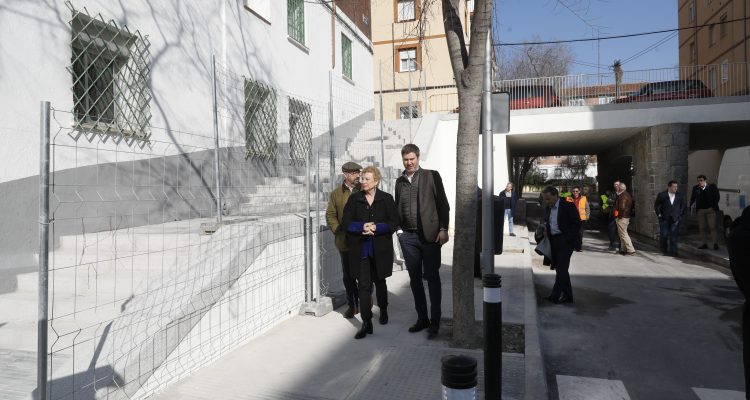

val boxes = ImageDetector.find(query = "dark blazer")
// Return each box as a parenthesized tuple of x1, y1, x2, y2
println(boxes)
(395, 168, 450, 241)
(342, 189, 400, 279)
(729, 207, 750, 299)
(545, 199, 582, 250)
(500, 190, 517, 213)
(690, 183, 720, 211)
(653, 191, 686, 221)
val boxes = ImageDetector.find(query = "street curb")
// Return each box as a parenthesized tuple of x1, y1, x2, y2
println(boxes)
(517, 227, 549, 400)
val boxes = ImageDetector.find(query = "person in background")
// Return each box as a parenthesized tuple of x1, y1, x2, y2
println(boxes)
(689, 174, 721, 250)
(501, 182, 517, 237)
(325, 162, 362, 319)
(614, 182, 636, 256)
(653, 180, 687, 256)
(342, 166, 399, 339)
(607, 180, 622, 251)
(566, 186, 590, 251)
(728, 206, 750, 400)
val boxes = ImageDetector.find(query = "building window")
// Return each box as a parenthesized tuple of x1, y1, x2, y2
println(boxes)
(244, 78, 278, 160)
(398, 102, 421, 119)
(540, 170, 548, 179)
(709, 24, 716, 47)
(244, 0, 271, 23)
(287, 0, 305, 45)
(398, 47, 418, 72)
(709, 66, 717, 89)
(342, 34, 352, 80)
(555, 155, 562, 159)
(690, 42, 696, 64)
(721, 59, 729, 83)
(539, 156, 546, 160)
(688, 2, 695, 22)
(70, 9, 151, 139)
(468, 0, 475, 12)
(720, 13, 728, 37)
(289, 97, 312, 164)
(554, 168, 562, 178)
(396, 0, 417, 22)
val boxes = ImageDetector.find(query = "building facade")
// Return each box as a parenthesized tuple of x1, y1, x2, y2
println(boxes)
(678, 0, 750, 95)
(370, 0, 473, 120)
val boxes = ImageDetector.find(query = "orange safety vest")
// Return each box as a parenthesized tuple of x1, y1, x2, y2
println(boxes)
(566, 195, 589, 221)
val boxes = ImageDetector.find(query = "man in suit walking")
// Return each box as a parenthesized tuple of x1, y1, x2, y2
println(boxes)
(653, 180, 687, 256)
(395, 144, 450, 338)
(541, 186, 581, 304)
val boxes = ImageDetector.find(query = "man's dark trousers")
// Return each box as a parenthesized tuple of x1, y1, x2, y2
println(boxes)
(339, 251, 358, 308)
(399, 231, 441, 324)
(607, 216, 620, 249)
(550, 234, 574, 300)
(658, 217, 680, 254)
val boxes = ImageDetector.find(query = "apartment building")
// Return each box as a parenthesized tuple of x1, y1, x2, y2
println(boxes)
(370, 0, 474, 119)
(678, 0, 750, 94)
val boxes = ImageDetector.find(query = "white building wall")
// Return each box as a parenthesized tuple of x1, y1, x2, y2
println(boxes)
(0, 0, 374, 184)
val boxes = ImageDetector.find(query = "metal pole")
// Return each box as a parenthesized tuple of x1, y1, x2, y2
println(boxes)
(483, 274, 503, 399)
(315, 150, 321, 301)
(211, 54, 223, 224)
(37, 101, 51, 400)
(481, 30, 495, 275)
(329, 71, 336, 190)
(408, 65, 413, 142)
(305, 152, 313, 302)
(379, 61, 385, 168)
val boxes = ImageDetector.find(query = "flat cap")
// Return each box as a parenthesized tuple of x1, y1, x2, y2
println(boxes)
(341, 161, 362, 172)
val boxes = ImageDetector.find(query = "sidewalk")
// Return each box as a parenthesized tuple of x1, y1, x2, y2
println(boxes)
(151, 225, 546, 400)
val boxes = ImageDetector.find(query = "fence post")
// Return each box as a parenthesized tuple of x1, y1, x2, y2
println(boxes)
(378, 61, 385, 168)
(483, 273, 503, 399)
(314, 150, 321, 301)
(329, 71, 336, 190)
(211, 54, 223, 224)
(305, 151, 313, 302)
(37, 101, 51, 400)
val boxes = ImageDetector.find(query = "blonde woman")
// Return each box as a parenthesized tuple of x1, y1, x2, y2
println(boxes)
(342, 166, 400, 339)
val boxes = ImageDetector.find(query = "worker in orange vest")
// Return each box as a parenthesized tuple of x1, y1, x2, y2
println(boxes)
(566, 186, 590, 252)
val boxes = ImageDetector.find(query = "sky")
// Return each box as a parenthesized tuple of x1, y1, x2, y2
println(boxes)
(494, 0, 680, 76)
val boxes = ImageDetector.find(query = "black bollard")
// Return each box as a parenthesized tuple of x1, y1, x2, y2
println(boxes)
(441, 354, 478, 400)
(483, 273, 502, 399)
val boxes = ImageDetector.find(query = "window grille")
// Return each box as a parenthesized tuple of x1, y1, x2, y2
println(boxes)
(288, 97, 312, 165)
(244, 78, 278, 160)
(721, 60, 729, 83)
(399, 48, 417, 72)
(68, 4, 151, 141)
(342, 34, 352, 80)
(288, 0, 305, 45)
(397, 0, 416, 21)
(399, 104, 420, 119)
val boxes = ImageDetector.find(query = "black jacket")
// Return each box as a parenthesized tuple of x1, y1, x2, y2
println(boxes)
(342, 189, 400, 279)
(729, 206, 750, 299)
(395, 169, 450, 241)
(689, 183, 720, 211)
(545, 199, 582, 250)
(654, 191, 687, 221)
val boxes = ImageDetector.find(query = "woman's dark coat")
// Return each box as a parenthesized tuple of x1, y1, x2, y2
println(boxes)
(341, 189, 400, 279)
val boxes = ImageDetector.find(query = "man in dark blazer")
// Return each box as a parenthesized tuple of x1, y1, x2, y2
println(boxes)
(728, 206, 750, 398)
(653, 180, 687, 256)
(541, 186, 581, 304)
(395, 144, 450, 338)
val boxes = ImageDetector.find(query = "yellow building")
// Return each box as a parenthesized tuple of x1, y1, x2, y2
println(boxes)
(678, 0, 750, 95)
(370, 0, 474, 120)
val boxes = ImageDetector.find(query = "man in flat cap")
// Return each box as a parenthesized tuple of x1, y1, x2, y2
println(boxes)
(326, 161, 363, 318)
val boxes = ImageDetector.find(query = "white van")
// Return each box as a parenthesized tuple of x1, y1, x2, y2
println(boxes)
(718, 145, 750, 238)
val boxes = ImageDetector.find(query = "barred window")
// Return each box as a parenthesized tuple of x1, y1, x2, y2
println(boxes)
(287, 0, 305, 45)
(69, 10, 151, 139)
(244, 78, 278, 160)
(342, 34, 352, 80)
(288, 97, 312, 164)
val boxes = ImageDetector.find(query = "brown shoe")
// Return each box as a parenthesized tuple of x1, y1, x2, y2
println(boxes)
(624, 252, 636, 256)
(343, 306, 356, 319)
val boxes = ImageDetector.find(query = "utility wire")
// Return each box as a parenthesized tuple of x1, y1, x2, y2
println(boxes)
(620, 31, 678, 65)
(496, 15, 750, 46)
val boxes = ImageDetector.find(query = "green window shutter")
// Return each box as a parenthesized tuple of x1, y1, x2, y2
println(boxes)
(342, 34, 352, 80)
(287, 0, 305, 45)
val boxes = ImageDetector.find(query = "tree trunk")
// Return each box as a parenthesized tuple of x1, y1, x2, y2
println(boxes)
(441, 0, 492, 346)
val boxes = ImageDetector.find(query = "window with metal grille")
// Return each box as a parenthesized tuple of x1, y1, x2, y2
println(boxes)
(288, 0, 305, 45)
(342, 34, 352, 80)
(69, 8, 151, 139)
(397, 0, 416, 21)
(244, 78, 278, 160)
(289, 97, 312, 164)
(399, 48, 417, 72)
(398, 103, 421, 119)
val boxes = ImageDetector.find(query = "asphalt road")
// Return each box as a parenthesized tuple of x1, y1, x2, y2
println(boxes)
(529, 213, 744, 400)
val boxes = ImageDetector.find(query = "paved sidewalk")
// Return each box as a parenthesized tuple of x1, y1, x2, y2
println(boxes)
(151, 226, 546, 400)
